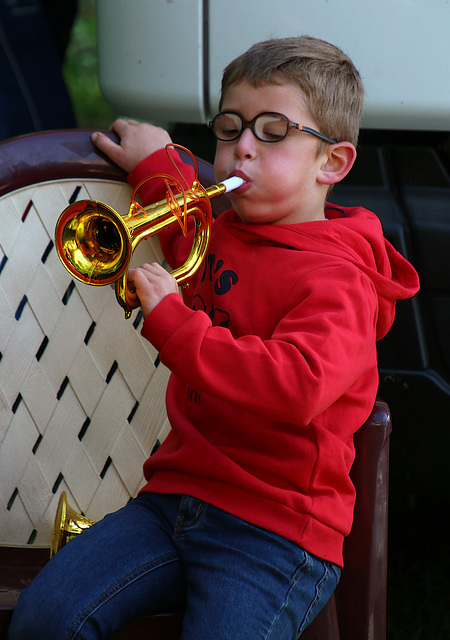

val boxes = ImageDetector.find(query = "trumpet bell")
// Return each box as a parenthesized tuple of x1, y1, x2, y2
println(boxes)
(55, 200, 132, 287)
(51, 492, 96, 557)
(53, 143, 244, 319)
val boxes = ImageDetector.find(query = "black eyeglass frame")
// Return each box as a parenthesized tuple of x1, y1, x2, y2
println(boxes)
(209, 111, 337, 145)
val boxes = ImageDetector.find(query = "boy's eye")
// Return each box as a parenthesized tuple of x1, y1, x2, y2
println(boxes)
(221, 126, 239, 137)
(260, 127, 284, 141)
(257, 115, 287, 141)
(217, 114, 241, 139)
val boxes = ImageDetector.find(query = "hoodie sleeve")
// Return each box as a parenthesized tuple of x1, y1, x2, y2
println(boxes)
(142, 261, 380, 426)
(128, 147, 196, 204)
(127, 148, 197, 269)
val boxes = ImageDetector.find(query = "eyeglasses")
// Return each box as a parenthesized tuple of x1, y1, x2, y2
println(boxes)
(209, 111, 337, 144)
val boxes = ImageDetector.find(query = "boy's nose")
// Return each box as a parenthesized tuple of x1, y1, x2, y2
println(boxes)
(234, 127, 257, 159)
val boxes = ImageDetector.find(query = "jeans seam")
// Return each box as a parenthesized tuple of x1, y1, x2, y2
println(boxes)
(173, 497, 206, 547)
(64, 552, 179, 640)
(264, 554, 339, 640)
(297, 561, 338, 636)
(264, 553, 310, 640)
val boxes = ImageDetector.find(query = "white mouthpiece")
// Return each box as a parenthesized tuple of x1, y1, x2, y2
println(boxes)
(221, 176, 245, 193)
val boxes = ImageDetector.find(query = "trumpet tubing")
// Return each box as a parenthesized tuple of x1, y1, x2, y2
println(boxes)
(55, 168, 243, 318)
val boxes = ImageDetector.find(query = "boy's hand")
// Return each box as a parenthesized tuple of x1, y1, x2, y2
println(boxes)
(127, 262, 179, 318)
(91, 119, 173, 173)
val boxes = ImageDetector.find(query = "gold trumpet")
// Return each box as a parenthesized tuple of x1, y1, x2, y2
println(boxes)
(51, 491, 96, 557)
(54, 145, 243, 318)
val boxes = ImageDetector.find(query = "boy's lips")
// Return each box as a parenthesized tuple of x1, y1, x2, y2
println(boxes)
(228, 170, 251, 195)
(232, 169, 250, 182)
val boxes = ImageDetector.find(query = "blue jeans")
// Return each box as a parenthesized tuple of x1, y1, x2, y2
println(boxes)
(8, 494, 340, 640)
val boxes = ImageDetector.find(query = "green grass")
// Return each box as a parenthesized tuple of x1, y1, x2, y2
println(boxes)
(63, 0, 116, 130)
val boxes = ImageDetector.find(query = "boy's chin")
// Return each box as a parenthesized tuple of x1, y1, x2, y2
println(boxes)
(235, 208, 275, 225)
(231, 201, 262, 224)
(234, 208, 257, 224)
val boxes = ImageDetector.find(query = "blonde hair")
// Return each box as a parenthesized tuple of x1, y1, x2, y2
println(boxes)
(220, 36, 364, 147)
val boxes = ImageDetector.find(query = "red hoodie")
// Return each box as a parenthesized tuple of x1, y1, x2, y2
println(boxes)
(128, 149, 419, 566)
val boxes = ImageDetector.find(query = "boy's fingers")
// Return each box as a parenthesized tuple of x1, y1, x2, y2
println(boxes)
(111, 117, 135, 134)
(91, 130, 119, 154)
(91, 131, 124, 165)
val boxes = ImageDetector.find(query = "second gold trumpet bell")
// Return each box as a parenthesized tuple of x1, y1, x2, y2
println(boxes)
(51, 492, 96, 558)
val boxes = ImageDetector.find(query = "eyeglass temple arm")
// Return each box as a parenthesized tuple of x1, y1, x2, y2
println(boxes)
(297, 125, 337, 144)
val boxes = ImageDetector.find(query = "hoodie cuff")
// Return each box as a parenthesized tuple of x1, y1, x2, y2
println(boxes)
(141, 293, 195, 352)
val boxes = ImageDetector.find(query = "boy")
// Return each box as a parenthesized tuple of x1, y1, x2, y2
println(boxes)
(8, 36, 419, 640)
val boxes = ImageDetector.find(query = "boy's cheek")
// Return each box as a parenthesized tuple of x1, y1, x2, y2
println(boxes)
(214, 144, 233, 175)
(213, 158, 228, 183)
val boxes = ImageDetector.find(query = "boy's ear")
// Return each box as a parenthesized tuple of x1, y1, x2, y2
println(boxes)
(317, 141, 357, 186)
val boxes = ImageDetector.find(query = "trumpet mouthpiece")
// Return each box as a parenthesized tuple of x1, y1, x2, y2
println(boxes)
(220, 176, 245, 192)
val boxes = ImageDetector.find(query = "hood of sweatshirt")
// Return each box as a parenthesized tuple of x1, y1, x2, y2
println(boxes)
(218, 204, 420, 341)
